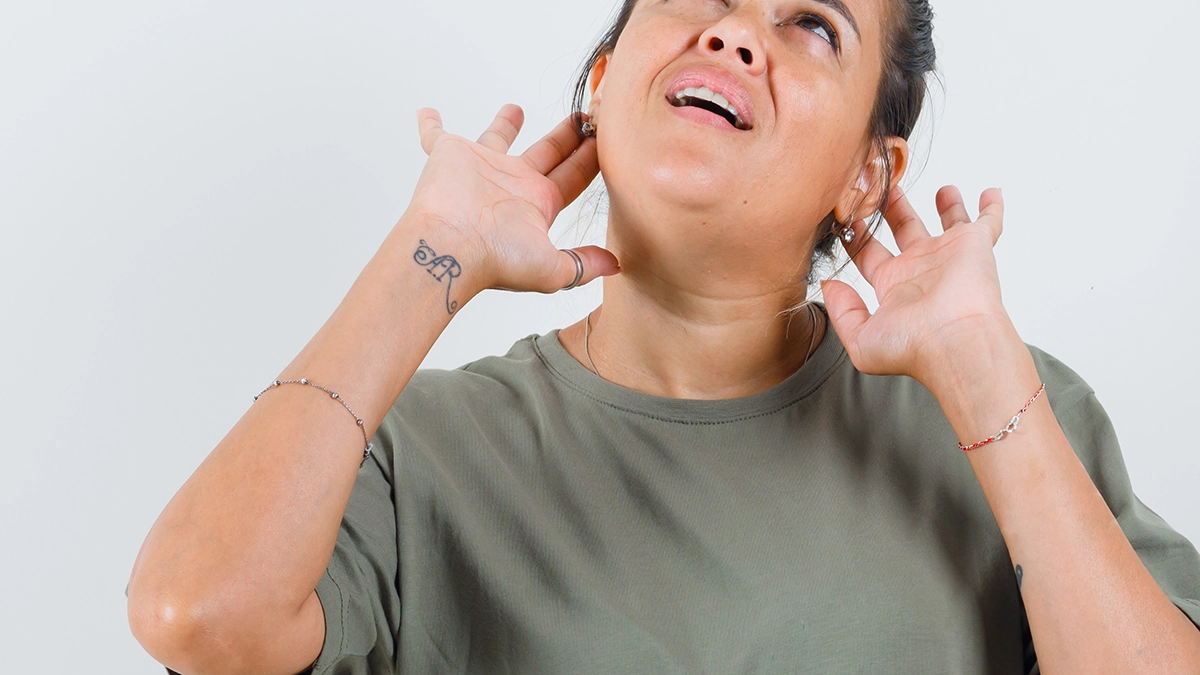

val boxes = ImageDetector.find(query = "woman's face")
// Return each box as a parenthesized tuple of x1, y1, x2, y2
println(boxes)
(591, 0, 901, 273)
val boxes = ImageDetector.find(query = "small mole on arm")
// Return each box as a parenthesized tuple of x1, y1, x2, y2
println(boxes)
(1015, 564, 1024, 589)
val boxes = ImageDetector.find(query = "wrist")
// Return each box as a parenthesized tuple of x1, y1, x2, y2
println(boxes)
(921, 319, 1043, 445)
(377, 211, 493, 304)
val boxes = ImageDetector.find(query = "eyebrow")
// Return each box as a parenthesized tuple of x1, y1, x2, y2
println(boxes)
(811, 0, 861, 42)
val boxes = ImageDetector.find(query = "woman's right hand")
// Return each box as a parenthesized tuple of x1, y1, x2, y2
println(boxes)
(403, 104, 620, 297)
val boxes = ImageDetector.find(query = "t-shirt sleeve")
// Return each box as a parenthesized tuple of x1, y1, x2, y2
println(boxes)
(1059, 391, 1200, 627)
(1023, 388, 1200, 674)
(309, 441, 401, 675)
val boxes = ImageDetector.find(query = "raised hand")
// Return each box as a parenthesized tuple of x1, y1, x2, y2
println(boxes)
(129, 106, 619, 675)
(820, 186, 1018, 394)
(403, 104, 620, 303)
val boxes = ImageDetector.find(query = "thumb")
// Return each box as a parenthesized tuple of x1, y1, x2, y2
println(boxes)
(820, 280, 870, 352)
(977, 187, 1005, 245)
(417, 107, 445, 156)
(552, 246, 621, 293)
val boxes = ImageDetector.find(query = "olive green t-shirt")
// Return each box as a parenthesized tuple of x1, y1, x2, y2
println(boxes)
(309, 317, 1200, 675)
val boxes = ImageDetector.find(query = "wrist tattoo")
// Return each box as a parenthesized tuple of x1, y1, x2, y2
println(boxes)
(1015, 564, 1024, 590)
(413, 239, 463, 314)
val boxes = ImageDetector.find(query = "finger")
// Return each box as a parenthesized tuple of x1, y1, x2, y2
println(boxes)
(819, 279, 870, 359)
(550, 246, 621, 293)
(522, 114, 587, 176)
(883, 186, 932, 251)
(935, 185, 971, 232)
(417, 108, 446, 155)
(843, 219, 893, 285)
(545, 137, 599, 210)
(977, 188, 1004, 244)
(476, 104, 525, 154)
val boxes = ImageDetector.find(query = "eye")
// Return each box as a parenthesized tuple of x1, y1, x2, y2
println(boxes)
(792, 14, 839, 52)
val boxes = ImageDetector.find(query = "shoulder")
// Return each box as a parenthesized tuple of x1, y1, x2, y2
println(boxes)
(371, 334, 558, 460)
(1024, 343, 1096, 415)
(834, 341, 1097, 414)
(821, 341, 1102, 451)
(401, 334, 545, 403)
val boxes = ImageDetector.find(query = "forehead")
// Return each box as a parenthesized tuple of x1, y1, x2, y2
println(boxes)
(625, 0, 892, 48)
(630, 0, 890, 23)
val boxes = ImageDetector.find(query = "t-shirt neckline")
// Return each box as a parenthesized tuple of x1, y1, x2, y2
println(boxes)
(532, 303, 848, 424)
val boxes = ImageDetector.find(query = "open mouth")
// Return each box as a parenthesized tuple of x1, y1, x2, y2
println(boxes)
(670, 86, 750, 130)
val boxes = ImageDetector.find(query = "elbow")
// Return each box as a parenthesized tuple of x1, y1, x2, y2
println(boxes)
(127, 583, 254, 675)
(127, 586, 209, 673)
(127, 577, 316, 675)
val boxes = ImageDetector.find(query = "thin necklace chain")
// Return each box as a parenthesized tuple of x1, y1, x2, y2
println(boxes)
(581, 302, 823, 383)
(584, 309, 601, 377)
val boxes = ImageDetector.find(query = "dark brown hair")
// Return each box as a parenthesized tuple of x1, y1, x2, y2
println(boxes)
(570, 0, 937, 283)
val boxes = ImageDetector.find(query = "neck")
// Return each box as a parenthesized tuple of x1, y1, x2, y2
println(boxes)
(562, 264, 825, 401)
(558, 194, 831, 399)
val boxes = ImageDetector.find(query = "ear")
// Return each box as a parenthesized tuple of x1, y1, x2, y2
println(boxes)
(588, 54, 610, 113)
(836, 137, 910, 224)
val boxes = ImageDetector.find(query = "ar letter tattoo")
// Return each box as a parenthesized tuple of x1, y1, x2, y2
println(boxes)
(413, 239, 463, 314)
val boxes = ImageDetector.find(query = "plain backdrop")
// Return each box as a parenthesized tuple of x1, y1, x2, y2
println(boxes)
(1, 0, 1197, 670)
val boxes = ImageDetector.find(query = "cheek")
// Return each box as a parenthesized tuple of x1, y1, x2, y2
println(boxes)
(602, 20, 680, 113)
(765, 79, 871, 189)
(594, 22, 689, 178)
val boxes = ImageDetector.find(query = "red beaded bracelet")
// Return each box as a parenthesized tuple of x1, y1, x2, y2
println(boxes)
(959, 383, 1046, 452)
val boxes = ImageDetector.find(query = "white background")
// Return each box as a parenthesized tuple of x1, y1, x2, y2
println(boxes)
(1, 1, 1196, 670)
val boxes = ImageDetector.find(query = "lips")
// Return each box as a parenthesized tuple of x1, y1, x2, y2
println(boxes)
(665, 66, 756, 131)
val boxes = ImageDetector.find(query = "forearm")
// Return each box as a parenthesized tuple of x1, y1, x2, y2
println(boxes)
(127, 214, 486, 673)
(932, 327, 1200, 674)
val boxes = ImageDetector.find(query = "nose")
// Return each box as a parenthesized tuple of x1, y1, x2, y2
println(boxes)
(699, 13, 767, 76)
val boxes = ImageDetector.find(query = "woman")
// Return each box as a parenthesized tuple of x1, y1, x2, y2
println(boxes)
(126, 0, 1200, 673)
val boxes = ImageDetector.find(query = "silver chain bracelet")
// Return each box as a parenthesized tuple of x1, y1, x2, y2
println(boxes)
(254, 378, 374, 467)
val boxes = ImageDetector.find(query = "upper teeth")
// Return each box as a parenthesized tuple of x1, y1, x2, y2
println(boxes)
(674, 86, 741, 122)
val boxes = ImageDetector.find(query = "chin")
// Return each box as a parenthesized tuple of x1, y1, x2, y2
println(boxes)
(599, 136, 747, 215)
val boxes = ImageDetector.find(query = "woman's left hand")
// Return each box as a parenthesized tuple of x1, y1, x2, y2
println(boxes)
(821, 185, 1021, 397)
